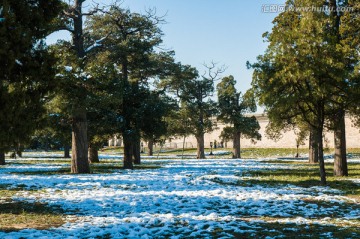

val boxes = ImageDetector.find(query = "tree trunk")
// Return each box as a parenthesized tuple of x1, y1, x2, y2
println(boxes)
(71, 108, 90, 174)
(0, 151, 5, 165)
(69, 1, 89, 174)
(64, 145, 71, 158)
(88, 145, 99, 163)
(196, 135, 206, 159)
(315, 126, 326, 185)
(133, 138, 141, 165)
(148, 139, 154, 156)
(334, 111, 348, 176)
(123, 134, 134, 169)
(16, 144, 23, 158)
(309, 129, 319, 164)
(182, 136, 186, 159)
(232, 132, 241, 159)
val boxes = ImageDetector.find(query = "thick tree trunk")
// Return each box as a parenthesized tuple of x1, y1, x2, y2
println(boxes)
(196, 135, 206, 159)
(232, 132, 241, 159)
(69, 1, 89, 174)
(334, 111, 348, 176)
(0, 151, 5, 165)
(88, 145, 99, 163)
(133, 138, 141, 165)
(71, 109, 90, 174)
(123, 134, 134, 169)
(148, 139, 154, 156)
(64, 145, 71, 158)
(309, 129, 319, 164)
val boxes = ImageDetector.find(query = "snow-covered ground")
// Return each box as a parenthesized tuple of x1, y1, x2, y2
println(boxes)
(0, 157, 359, 238)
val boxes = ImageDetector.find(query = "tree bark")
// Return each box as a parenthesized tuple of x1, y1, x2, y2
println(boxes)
(71, 108, 90, 174)
(88, 145, 100, 163)
(315, 126, 326, 185)
(123, 134, 134, 169)
(196, 135, 206, 159)
(133, 138, 141, 165)
(148, 139, 154, 156)
(0, 151, 5, 165)
(309, 129, 319, 164)
(64, 145, 71, 158)
(334, 111, 348, 176)
(69, 1, 90, 174)
(232, 132, 241, 159)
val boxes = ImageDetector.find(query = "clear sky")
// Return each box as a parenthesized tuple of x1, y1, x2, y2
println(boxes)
(47, 0, 284, 112)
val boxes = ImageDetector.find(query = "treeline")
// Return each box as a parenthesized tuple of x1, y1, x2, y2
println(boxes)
(249, 0, 360, 184)
(2, 1, 360, 185)
(0, 1, 260, 171)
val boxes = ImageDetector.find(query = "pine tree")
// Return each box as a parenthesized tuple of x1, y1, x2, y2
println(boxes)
(250, 0, 349, 184)
(162, 63, 222, 159)
(217, 76, 261, 158)
(86, 6, 173, 168)
(0, 0, 62, 164)
(141, 91, 174, 157)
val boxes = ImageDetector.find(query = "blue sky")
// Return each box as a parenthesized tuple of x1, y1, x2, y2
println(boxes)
(47, 0, 284, 111)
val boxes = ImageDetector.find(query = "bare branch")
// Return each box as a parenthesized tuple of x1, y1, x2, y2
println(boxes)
(82, 4, 101, 16)
(201, 61, 227, 81)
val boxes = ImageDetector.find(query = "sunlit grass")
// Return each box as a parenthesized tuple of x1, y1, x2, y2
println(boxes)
(243, 161, 360, 197)
(0, 192, 65, 232)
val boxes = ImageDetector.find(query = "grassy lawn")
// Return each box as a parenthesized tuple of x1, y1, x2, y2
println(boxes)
(100, 146, 360, 158)
(0, 150, 359, 236)
(0, 182, 65, 231)
(19, 147, 360, 159)
(0, 191, 64, 232)
(244, 161, 360, 198)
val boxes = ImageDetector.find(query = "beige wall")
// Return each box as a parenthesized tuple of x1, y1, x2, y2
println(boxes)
(166, 115, 360, 149)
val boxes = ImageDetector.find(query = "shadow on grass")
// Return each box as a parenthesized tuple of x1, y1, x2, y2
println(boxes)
(8, 163, 162, 175)
(0, 201, 65, 232)
(228, 220, 360, 239)
(20, 156, 67, 159)
(0, 201, 64, 215)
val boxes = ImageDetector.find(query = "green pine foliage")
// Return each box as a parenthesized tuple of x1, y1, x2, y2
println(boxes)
(249, 0, 358, 184)
(0, 0, 62, 158)
(217, 75, 261, 158)
(162, 63, 220, 159)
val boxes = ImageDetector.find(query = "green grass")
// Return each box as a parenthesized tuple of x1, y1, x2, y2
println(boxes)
(7, 160, 162, 175)
(0, 190, 65, 232)
(243, 161, 360, 197)
(29, 147, 360, 159)
(226, 220, 360, 239)
(105, 147, 360, 158)
(206, 160, 360, 238)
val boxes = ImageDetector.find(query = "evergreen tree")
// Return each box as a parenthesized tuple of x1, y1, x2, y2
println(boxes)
(217, 75, 261, 158)
(162, 63, 222, 159)
(51, 39, 123, 165)
(0, 0, 62, 164)
(86, 59, 123, 164)
(340, 0, 360, 176)
(141, 91, 174, 157)
(60, 0, 121, 173)
(86, 6, 173, 169)
(250, 0, 349, 184)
